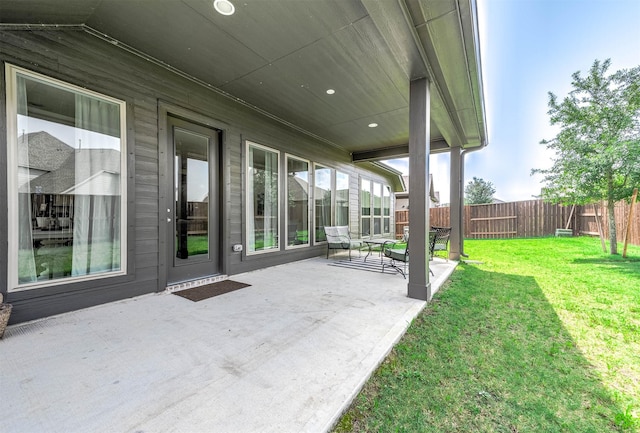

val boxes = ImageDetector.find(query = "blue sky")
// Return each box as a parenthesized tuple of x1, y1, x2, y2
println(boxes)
(385, 0, 640, 204)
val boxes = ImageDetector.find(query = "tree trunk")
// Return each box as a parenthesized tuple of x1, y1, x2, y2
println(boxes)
(606, 170, 618, 255)
(607, 200, 618, 255)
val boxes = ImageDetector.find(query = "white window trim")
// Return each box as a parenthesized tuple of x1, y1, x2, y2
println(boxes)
(284, 153, 311, 251)
(245, 140, 280, 255)
(5, 64, 128, 291)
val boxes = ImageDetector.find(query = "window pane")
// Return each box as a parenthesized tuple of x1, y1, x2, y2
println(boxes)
(361, 218, 371, 239)
(383, 186, 391, 235)
(14, 71, 124, 286)
(335, 171, 349, 226)
(373, 217, 382, 235)
(360, 179, 371, 237)
(373, 182, 382, 216)
(314, 165, 332, 242)
(383, 186, 391, 217)
(248, 144, 279, 253)
(174, 129, 209, 260)
(287, 156, 309, 247)
(361, 180, 371, 216)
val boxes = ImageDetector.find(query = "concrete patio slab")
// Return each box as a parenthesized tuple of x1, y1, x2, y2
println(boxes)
(1, 256, 456, 433)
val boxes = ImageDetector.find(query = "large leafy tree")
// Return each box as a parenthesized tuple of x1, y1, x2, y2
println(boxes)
(465, 177, 496, 204)
(532, 59, 640, 254)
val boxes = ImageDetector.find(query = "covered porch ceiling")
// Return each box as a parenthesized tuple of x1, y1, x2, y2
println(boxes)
(0, 0, 487, 162)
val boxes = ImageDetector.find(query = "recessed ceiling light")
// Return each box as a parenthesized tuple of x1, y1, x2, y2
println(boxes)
(214, 0, 235, 15)
(368, 123, 378, 128)
(326, 89, 335, 95)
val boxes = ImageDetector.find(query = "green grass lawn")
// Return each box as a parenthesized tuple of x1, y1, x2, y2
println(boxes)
(334, 236, 640, 433)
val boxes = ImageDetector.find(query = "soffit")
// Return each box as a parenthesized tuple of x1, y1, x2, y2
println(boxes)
(0, 0, 487, 157)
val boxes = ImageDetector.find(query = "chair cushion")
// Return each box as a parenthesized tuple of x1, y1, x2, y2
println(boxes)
(385, 248, 408, 262)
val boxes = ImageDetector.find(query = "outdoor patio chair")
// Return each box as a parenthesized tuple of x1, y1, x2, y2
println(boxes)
(430, 226, 451, 261)
(324, 226, 362, 260)
(382, 231, 409, 278)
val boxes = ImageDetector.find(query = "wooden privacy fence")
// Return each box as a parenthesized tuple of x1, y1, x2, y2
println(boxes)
(396, 199, 640, 246)
(576, 200, 640, 244)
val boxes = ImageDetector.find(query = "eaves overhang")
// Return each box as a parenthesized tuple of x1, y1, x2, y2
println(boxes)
(0, 0, 487, 156)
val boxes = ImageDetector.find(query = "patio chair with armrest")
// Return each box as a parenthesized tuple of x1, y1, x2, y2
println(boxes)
(382, 230, 410, 278)
(430, 226, 451, 261)
(324, 226, 362, 260)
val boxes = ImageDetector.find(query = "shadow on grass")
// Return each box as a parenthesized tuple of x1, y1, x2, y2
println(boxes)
(572, 255, 640, 278)
(336, 263, 631, 433)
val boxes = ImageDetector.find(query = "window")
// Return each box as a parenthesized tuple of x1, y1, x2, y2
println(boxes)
(360, 178, 391, 237)
(335, 171, 349, 226)
(247, 142, 279, 254)
(6, 65, 127, 290)
(286, 155, 310, 248)
(314, 164, 332, 242)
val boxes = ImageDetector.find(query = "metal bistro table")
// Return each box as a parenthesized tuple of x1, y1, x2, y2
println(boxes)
(363, 238, 397, 263)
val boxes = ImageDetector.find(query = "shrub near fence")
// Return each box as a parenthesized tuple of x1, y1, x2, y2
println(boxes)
(396, 199, 640, 246)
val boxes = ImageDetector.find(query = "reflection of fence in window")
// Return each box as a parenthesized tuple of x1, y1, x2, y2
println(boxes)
(252, 226, 278, 249)
(186, 201, 208, 235)
(21, 194, 121, 282)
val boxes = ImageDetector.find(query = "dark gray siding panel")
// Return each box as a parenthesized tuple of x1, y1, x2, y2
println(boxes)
(0, 65, 7, 302)
(0, 28, 400, 323)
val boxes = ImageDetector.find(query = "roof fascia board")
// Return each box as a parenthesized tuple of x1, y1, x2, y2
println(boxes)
(457, 0, 488, 147)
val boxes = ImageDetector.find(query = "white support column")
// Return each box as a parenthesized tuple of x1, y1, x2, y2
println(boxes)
(449, 146, 462, 260)
(407, 78, 431, 301)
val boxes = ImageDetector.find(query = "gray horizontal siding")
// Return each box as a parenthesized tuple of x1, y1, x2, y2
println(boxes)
(0, 28, 400, 323)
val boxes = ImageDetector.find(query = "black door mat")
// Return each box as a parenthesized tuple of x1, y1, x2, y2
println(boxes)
(173, 280, 251, 302)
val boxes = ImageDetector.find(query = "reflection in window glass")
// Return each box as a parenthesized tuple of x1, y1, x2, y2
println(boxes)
(248, 143, 279, 253)
(373, 182, 382, 235)
(174, 128, 209, 260)
(360, 179, 371, 237)
(383, 186, 391, 235)
(10, 67, 125, 288)
(373, 182, 382, 216)
(287, 156, 309, 247)
(314, 165, 332, 242)
(335, 171, 349, 226)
